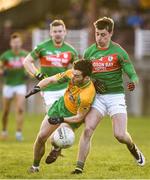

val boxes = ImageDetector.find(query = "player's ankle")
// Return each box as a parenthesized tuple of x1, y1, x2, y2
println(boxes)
(76, 161, 84, 171)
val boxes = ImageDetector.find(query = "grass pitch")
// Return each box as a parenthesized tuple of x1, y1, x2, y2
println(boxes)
(0, 112, 150, 179)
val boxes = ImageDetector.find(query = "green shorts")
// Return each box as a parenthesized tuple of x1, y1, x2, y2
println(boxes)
(48, 97, 82, 129)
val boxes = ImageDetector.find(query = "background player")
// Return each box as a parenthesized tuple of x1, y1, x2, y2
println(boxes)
(0, 32, 28, 141)
(23, 19, 78, 112)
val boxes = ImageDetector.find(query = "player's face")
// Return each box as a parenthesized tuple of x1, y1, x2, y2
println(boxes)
(95, 28, 112, 48)
(72, 69, 84, 86)
(50, 25, 66, 45)
(10, 37, 22, 50)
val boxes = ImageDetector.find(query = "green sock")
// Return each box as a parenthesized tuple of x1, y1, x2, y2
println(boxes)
(33, 160, 40, 167)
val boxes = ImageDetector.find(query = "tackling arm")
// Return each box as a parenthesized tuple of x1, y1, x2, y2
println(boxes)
(48, 107, 90, 125)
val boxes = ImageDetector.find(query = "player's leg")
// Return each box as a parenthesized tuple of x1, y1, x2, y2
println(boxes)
(29, 115, 59, 173)
(15, 94, 25, 141)
(45, 123, 69, 164)
(112, 113, 145, 166)
(1, 85, 13, 139)
(1, 97, 12, 139)
(72, 107, 103, 174)
(14, 85, 27, 141)
(108, 94, 145, 166)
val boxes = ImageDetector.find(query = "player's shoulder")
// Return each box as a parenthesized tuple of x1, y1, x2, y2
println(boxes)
(63, 41, 77, 51)
(37, 39, 51, 48)
(21, 49, 29, 55)
(0, 49, 11, 57)
(85, 43, 96, 52)
(84, 43, 96, 56)
(111, 41, 128, 54)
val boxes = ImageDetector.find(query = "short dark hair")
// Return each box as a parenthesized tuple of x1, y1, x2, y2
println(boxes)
(10, 32, 22, 40)
(50, 19, 66, 30)
(94, 17, 114, 33)
(73, 59, 93, 77)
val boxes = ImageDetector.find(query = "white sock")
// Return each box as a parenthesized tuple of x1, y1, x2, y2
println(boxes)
(32, 165, 39, 170)
(16, 131, 22, 136)
(1, 131, 8, 136)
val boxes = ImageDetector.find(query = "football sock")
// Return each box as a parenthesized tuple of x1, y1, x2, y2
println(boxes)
(127, 143, 139, 160)
(32, 165, 39, 170)
(33, 160, 40, 167)
(75, 161, 84, 171)
(1, 130, 8, 136)
(53, 145, 61, 151)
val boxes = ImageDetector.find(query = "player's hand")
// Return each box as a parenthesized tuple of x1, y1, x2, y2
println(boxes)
(93, 79, 106, 93)
(25, 85, 41, 98)
(48, 117, 64, 125)
(0, 69, 7, 76)
(127, 82, 135, 91)
(35, 72, 47, 81)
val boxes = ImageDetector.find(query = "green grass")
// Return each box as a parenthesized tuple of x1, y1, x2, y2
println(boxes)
(0, 112, 150, 179)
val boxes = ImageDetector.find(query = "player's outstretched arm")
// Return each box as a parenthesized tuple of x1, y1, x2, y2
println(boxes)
(25, 76, 58, 98)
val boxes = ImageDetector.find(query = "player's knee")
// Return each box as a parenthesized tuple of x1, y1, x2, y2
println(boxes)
(3, 110, 9, 117)
(17, 107, 24, 114)
(37, 134, 47, 144)
(84, 126, 94, 139)
(114, 132, 126, 143)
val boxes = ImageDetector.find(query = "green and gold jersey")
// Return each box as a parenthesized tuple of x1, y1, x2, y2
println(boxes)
(54, 69, 96, 115)
(30, 39, 79, 91)
(84, 41, 138, 94)
(0, 49, 28, 86)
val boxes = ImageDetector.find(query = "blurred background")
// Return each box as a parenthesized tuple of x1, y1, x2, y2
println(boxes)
(0, 0, 150, 116)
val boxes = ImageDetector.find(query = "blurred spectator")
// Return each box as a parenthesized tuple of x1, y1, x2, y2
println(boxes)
(68, 2, 86, 29)
(126, 10, 144, 29)
(0, 19, 13, 53)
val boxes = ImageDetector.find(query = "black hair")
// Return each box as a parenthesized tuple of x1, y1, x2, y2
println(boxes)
(94, 17, 114, 33)
(73, 59, 93, 77)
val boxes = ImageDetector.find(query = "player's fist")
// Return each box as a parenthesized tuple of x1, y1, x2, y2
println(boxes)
(127, 82, 135, 91)
(35, 72, 46, 81)
(48, 117, 64, 125)
(25, 85, 41, 98)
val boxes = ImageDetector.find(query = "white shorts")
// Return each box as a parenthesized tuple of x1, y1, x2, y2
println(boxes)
(92, 94, 127, 117)
(41, 89, 66, 110)
(2, 84, 27, 98)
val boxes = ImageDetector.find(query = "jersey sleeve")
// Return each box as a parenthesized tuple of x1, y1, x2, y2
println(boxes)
(83, 49, 88, 59)
(0, 52, 7, 64)
(54, 69, 72, 83)
(30, 45, 41, 60)
(118, 50, 139, 83)
(71, 49, 79, 63)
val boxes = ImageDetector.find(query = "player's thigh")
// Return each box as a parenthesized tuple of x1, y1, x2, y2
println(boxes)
(38, 115, 60, 140)
(2, 96, 12, 112)
(111, 113, 127, 135)
(15, 94, 25, 110)
(2, 85, 14, 99)
(84, 107, 103, 130)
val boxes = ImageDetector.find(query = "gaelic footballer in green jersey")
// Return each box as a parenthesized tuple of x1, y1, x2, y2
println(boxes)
(23, 20, 78, 110)
(72, 17, 145, 174)
(0, 32, 28, 141)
